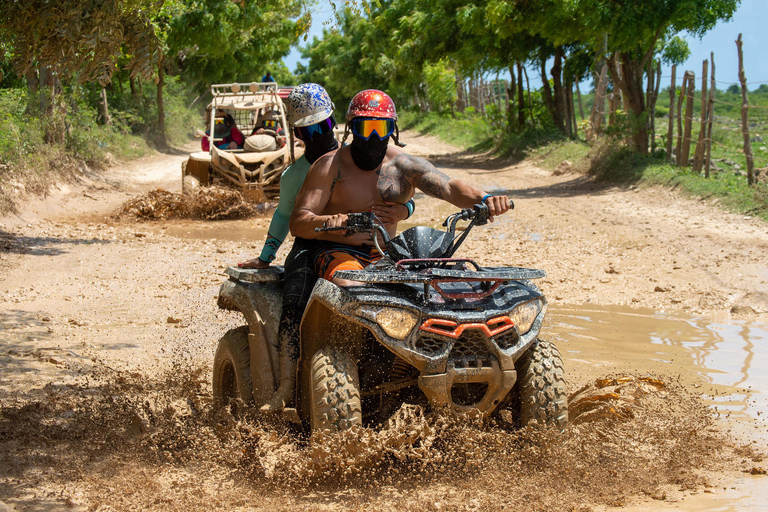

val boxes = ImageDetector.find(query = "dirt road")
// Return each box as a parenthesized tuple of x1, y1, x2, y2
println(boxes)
(1, 132, 766, 511)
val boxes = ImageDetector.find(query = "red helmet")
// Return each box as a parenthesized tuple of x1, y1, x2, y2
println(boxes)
(346, 89, 397, 121)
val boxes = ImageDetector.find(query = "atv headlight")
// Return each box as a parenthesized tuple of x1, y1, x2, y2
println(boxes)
(511, 299, 543, 334)
(375, 308, 418, 340)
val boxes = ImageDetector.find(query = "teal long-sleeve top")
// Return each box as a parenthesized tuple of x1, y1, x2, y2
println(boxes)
(258, 156, 312, 262)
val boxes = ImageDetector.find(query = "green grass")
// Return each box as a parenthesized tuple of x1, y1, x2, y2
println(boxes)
(530, 139, 592, 171)
(399, 110, 497, 151)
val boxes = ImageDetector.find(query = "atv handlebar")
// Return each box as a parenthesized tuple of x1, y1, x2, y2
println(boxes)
(313, 202, 508, 260)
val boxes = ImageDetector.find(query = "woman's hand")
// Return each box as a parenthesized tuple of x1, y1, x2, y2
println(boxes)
(238, 258, 270, 269)
(370, 202, 409, 224)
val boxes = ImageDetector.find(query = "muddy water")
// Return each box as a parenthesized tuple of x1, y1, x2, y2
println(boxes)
(545, 305, 768, 511)
(547, 304, 768, 438)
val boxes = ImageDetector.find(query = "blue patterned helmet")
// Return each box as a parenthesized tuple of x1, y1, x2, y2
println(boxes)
(285, 83, 335, 127)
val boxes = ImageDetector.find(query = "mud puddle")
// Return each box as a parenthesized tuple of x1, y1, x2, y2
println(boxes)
(145, 219, 271, 243)
(547, 304, 768, 437)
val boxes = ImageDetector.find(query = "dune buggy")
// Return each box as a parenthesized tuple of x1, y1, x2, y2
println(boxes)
(182, 82, 304, 201)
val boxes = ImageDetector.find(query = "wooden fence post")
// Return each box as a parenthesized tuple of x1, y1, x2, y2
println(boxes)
(666, 65, 676, 162)
(680, 71, 695, 168)
(705, 53, 715, 178)
(736, 33, 755, 186)
(676, 72, 688, 166)
(693, 59, 709, 172)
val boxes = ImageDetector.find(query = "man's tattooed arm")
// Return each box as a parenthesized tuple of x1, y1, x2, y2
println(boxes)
(377, 161, 412, 203)
(393, 154, 450, 199)
(393, 152, 493, 209)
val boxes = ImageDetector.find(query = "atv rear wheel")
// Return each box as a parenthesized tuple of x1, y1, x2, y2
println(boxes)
(309, 347, 362, 432)
(212, 326, 253, 414)
(516, 338, 568, 427)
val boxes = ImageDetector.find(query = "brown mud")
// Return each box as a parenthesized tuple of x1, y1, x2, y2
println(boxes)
(1, 132, 767, 511)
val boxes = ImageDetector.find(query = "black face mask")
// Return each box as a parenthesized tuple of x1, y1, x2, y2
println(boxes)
(303, 129, 339, 164)
(350, 134, 389, 171)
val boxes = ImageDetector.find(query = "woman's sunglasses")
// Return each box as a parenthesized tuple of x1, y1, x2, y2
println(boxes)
(293, 116, 336, 141)
(262, 119, 278, 129)
(350, 118, 395, 141)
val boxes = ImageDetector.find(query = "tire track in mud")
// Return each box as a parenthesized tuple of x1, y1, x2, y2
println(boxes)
(1, 133, 766, 510)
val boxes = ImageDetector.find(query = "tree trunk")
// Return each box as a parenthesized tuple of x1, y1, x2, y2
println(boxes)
(589, 64, 608, 139)
(523, 65, 534, 127)
(646, 59, 661, 153)
(607, 53, 648, 154)
(516, 62, 525, 132)
(130, 76, 137, 96)
(39, 66, 65, 144)
(736, 34, 755, 186)
(26, 69, 39, 96)
(566, 79, 577, 137)
(100, 87, 111, 125)
(575, 78, 585, 120)
(551, 47, 567, 132)
(506, 65, 515, 126)
(540, 55, 555, 123)
(157, 53, 166, 145)
(456, 71, 466, 113)
(666, 66, 676, 163)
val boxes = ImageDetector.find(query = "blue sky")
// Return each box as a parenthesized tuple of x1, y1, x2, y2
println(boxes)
(284, 0, 768, 91)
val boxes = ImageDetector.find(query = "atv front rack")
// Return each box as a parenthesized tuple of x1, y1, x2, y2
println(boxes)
(335, 262, 545, 300)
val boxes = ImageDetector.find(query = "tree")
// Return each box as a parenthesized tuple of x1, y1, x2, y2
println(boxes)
(423, 59, 457, 113)
(546, 0, 739, 153)
(0, 0, 161, 86)
(167, 0, 303, 92)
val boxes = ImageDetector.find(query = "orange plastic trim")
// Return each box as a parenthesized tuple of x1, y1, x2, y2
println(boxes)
(419, 316, 514, 339)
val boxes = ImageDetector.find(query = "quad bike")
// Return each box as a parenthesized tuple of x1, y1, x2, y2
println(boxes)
(214, 203, 568, 431)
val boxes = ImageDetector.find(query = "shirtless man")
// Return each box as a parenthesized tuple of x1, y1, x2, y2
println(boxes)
(290, 89, 510, 286)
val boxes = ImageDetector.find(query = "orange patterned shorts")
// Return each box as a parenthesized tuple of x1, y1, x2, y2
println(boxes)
(314, 243, 382, 281)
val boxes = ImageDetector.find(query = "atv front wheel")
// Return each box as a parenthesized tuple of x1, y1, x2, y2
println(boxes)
(309, 347, 362, 432)
(182, 174, 201, 195)
(516, 338, 568, 427)
(212, 326, 253, 414)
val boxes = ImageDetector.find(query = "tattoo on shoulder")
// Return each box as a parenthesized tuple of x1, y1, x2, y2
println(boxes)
(392, 154, 449, 199)
(377, 161, 411, 203)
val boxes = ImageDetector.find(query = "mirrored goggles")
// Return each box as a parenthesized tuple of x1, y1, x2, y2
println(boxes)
(350, 118, 395, 141)
(262, 119, 278, 129)
(293, 116, 336, 141)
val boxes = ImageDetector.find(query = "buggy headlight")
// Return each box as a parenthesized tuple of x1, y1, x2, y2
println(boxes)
(375, 308, 418, 340)
(511, 299, 543, 334)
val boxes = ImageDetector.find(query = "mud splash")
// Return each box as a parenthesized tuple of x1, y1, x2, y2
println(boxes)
(118, 188, 276, 221)
(1, 364, 760, 511)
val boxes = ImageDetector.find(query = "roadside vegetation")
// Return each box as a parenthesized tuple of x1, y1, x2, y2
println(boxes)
(400, 83, 768, 222)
